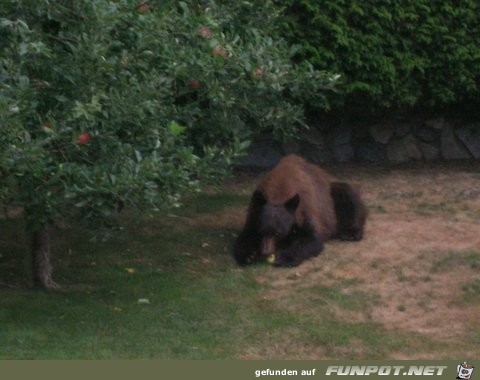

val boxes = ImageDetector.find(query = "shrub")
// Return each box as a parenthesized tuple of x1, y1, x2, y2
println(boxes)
(280, 0, 480, 117)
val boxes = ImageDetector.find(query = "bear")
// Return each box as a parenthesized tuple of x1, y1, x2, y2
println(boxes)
(233, 154, 367, 267)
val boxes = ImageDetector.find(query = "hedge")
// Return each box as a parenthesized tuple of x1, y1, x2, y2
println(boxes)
(280, 0, 480, 117)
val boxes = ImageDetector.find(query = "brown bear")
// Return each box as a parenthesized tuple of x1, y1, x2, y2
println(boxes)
(233, 154, 367, 267)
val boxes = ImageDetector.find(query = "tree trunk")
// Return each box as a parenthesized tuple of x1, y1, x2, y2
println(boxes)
(31, 226, 60, 289)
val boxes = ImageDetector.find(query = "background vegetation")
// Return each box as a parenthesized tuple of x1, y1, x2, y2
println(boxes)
(280, 0, 480, 119)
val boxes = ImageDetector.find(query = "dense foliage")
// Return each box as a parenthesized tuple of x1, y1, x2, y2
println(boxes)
(281, 0, 480, 116)
(0, 0, 336, 287)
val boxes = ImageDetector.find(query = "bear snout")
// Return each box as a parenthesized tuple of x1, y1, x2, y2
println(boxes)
(261, 237, 276, 256)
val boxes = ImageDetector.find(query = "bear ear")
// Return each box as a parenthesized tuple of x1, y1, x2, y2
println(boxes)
(285, 193, 300, 212)
(251, 190, 267, 206)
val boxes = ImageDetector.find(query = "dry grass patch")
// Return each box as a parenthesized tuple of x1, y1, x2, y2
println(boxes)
(218, 163, 480, 358)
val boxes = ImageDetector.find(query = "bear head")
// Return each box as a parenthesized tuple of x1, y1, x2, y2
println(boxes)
(252, 190, 300, 256)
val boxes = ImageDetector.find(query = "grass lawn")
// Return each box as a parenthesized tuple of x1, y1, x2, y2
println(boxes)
(1, 163, 479, 359)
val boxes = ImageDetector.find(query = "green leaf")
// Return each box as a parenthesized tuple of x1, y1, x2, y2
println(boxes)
(167, 121, 186, 136)
(134, 150, 142, 162)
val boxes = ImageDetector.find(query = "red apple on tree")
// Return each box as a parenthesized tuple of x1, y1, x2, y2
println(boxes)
(137, 2, 150, 13)
(199, 26, 212, 38)
(189, 80, 201, 89)
(77, 132, 91, 145)
(212, 46, 227, 58)
(252, 67, 264, 79)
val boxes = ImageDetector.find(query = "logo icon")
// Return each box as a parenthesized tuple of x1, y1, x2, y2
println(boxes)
(457, 362, 475, 380)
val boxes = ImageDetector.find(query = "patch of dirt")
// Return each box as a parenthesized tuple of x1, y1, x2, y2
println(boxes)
(190, 206, 248, 230)
(330, 214, 479, 338)
(0, 207, 23, 219)
(213, 164, 480, 356)
(265, 217, 480, 337)
(239, 341, 327, 360)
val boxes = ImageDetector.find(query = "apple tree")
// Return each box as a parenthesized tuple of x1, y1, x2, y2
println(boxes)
(0, 0, 337, 288)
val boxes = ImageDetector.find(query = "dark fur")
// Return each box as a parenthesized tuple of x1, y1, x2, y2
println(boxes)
(330, 181, 367, 241)
(234, 155, 367, 267)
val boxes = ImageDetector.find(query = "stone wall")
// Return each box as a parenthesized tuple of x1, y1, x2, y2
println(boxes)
(237, 117, 480, 168)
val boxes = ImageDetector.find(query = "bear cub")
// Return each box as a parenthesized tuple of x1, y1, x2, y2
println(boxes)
(234, 154, 367, 267)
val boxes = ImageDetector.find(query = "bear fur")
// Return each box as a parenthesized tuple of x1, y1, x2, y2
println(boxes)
(234, 154, 367, 267)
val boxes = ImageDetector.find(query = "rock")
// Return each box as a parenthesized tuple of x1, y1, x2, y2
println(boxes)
(418, 141, 440, 161)
(455, 123, 480, 159)
(328, 125, 354, 162)
(387, 141, 409, 163)
(425, 117, 446, 130)
(404, 135, 423, 160)
(416, 126, 439, 143)
(330, 124, 352, 145)
(355, 140, 387, 163)
(333, 143, 354, 162)
(302, 141, 333, 164)
(394, 121, 412, 137)
(303, 128, 325, 146)
(297, 129, 333, 164)
(282, 140, 300, 155)
(441, 123, 472, 160)
(370, 121, 395, 144)
(236, 137, 283, 168)
(387, 134, 422, 163)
